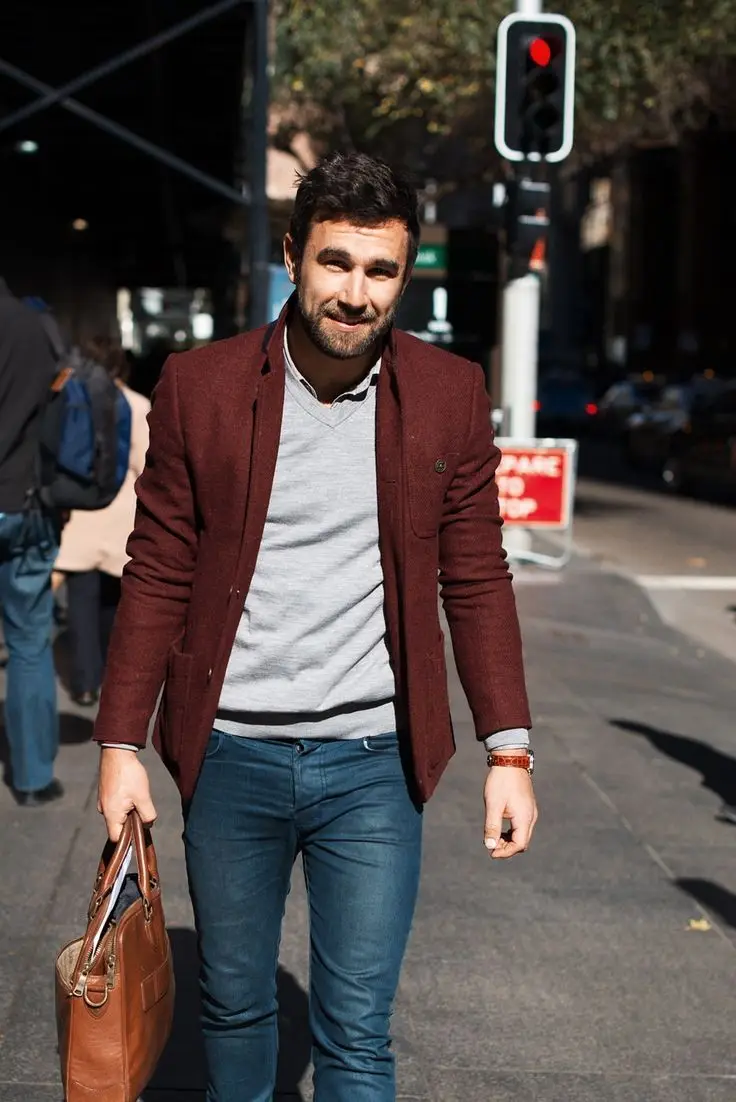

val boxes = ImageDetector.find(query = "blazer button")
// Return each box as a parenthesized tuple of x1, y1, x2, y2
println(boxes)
(207, 667, 213, 682)
(434, 458, 447, 473)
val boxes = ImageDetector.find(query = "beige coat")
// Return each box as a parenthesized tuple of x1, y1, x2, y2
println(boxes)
(55, 384, 151, 577)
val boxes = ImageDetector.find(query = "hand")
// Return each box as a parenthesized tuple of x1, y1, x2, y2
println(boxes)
(98, 748, 157, 843)
(483, 764, 538, 860)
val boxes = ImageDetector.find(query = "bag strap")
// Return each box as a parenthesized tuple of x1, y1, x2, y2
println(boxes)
(68, 812, 159, 993)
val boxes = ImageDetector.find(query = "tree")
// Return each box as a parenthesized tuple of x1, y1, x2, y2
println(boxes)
(272, 0, 736, 179)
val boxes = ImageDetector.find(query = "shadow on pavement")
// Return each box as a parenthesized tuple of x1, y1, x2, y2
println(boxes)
(144, 928, 311, 1101)
(610, 719, 736, 808)
(0, 712, 94, 788)
(677, 879, 736, 930)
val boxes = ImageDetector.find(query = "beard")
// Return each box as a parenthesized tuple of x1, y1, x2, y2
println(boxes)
(297, 286, 399, 360)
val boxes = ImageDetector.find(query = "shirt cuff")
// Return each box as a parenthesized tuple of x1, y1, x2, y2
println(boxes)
(99, 743, 140, 752)
(483, 728, 530, 753)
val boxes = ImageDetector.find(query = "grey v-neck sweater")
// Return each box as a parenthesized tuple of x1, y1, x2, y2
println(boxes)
(215, 337, 398, 742)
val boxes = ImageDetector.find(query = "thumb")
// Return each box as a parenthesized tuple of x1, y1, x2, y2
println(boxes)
(484, 806, 504, 852)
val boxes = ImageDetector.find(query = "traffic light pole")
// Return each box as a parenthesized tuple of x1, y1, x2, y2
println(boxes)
(499, 0, 543, 557)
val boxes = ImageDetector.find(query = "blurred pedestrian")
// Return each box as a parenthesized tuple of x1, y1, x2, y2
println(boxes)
(96, 153, 537, 1100)
(0, 277, 62, 806)
(54, 337, 150, 706)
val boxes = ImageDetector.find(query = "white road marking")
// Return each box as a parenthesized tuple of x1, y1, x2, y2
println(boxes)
(636, 575, 736, 591)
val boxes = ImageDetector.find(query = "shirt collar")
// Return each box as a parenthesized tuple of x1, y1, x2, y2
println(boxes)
(283, 330, 381, 404)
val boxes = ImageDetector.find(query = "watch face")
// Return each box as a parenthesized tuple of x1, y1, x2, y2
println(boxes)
(528, 749, 535, 775)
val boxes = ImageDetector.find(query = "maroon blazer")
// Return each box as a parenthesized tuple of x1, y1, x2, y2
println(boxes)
(94, 306, 531, 802)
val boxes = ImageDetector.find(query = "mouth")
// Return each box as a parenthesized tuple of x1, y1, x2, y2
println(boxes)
(325, 314, 371, 330)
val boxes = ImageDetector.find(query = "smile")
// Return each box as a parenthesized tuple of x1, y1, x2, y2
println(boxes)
(327, 316, 369, 329)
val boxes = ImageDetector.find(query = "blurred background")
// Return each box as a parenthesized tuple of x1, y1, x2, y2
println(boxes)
(1, 0, 735, 482)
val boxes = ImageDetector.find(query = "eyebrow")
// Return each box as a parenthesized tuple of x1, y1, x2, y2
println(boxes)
(316, 247, 401, 276)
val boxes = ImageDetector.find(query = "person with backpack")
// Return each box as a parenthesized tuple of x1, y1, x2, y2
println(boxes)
(54, 337, 150, 706)
(0, 277, 62, 806)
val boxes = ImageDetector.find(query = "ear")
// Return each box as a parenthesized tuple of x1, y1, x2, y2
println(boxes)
(283, 234, 299, 285)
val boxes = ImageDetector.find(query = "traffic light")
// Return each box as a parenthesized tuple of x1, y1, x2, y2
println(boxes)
(494, 12, 576, 163)
(505, 178, 551, 277)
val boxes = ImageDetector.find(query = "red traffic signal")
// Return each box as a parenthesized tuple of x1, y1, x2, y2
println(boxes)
(528, 38, 552, 67)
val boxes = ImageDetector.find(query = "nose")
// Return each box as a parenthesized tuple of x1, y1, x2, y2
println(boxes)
(339, 268, 369, 311)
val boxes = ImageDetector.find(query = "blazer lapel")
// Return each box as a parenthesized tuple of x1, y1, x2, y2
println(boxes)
(234, 309, 287, 587)
(386, 330, 443, 537)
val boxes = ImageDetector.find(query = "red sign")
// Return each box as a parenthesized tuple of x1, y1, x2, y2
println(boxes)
(496, 444, 572, 528)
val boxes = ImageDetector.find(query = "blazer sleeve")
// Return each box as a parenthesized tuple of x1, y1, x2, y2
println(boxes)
(94, 358, 198, 747)
(438, 364, 532, 738)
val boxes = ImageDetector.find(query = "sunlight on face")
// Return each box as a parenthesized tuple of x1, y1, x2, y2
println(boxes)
(285, 218, 410, 360)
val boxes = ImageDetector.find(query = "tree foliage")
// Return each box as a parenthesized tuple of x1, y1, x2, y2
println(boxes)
(272, 0, 736, 178)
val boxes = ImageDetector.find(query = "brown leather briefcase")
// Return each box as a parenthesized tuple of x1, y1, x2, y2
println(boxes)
(55, 811, 175, 1102)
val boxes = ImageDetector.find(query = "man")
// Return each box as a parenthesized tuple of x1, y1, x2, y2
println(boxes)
(0, 278, 61, 805)
(96, 152, 537, 1101)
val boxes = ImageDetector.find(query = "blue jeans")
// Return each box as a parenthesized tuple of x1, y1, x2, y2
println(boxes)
(0, 511, 59, 791)
(183, 730, 423, 1102)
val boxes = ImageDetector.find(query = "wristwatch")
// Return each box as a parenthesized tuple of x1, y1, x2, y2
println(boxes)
(487, 749, 534, 775)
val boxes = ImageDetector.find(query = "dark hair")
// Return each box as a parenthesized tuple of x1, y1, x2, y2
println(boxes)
(81, 335, 129, 384)
(289, 152, 420, 270)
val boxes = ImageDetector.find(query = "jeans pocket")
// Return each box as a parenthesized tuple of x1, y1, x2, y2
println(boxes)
(204, 729, 224, 760)
(361, 732, 399, 753)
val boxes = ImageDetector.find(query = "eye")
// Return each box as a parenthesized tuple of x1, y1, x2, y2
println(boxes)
(369, 268, 395, 280)
(324, 259, 349, 272)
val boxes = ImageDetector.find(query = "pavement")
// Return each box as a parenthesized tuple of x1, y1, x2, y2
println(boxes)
(2, 545, 736, 1101)
(573, 439, 736, 665)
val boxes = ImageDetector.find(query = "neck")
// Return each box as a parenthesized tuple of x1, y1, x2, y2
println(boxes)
(287, 312, 380, 404)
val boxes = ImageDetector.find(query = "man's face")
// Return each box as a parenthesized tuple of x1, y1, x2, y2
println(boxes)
(284, 218, 411, 360)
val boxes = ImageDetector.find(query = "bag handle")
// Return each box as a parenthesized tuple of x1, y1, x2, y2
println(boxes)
(68, 812, 159, 994)
(88, 810, 159, 920)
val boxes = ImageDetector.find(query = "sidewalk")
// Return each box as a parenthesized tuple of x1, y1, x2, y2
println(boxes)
(1, 556, 736, 1101)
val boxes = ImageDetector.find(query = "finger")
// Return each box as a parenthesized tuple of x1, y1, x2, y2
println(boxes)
(104, 812, 125, 844)
(500, 815, 533, 858)
(527, 806, 539, 843)
(490, 837, 516, 859)
(136, 796, 158, 830)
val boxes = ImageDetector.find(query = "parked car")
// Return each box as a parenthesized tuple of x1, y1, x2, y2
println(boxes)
(597, 377, 663, 437)
(535, 372, 599, 437)
(625, 379, 736, 494)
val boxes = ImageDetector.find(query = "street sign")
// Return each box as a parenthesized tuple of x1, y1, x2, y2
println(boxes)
(494, 12, 576, 163)
(495, 440, 575, 528)
(415, 244, 447, 270)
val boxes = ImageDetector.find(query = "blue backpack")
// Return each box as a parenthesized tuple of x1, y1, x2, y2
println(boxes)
(39, 356, 133, 511)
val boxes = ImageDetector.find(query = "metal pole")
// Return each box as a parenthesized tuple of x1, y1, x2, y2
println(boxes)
(0, 59, 249, 206)
(0, 0, 248, 135)
(500, 274, 540, 438)
(499, 0, 543, 556)
(247, 0, 270, 329)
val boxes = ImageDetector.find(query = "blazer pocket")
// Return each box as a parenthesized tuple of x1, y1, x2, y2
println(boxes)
(162, 647, 193, 757)
(407, 452, 459, 538)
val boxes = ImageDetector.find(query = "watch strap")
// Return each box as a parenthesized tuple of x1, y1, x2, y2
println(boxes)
(487, 752, 532, 771)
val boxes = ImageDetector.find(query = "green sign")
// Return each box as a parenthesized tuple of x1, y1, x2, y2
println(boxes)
(415, 244, 447, 270)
